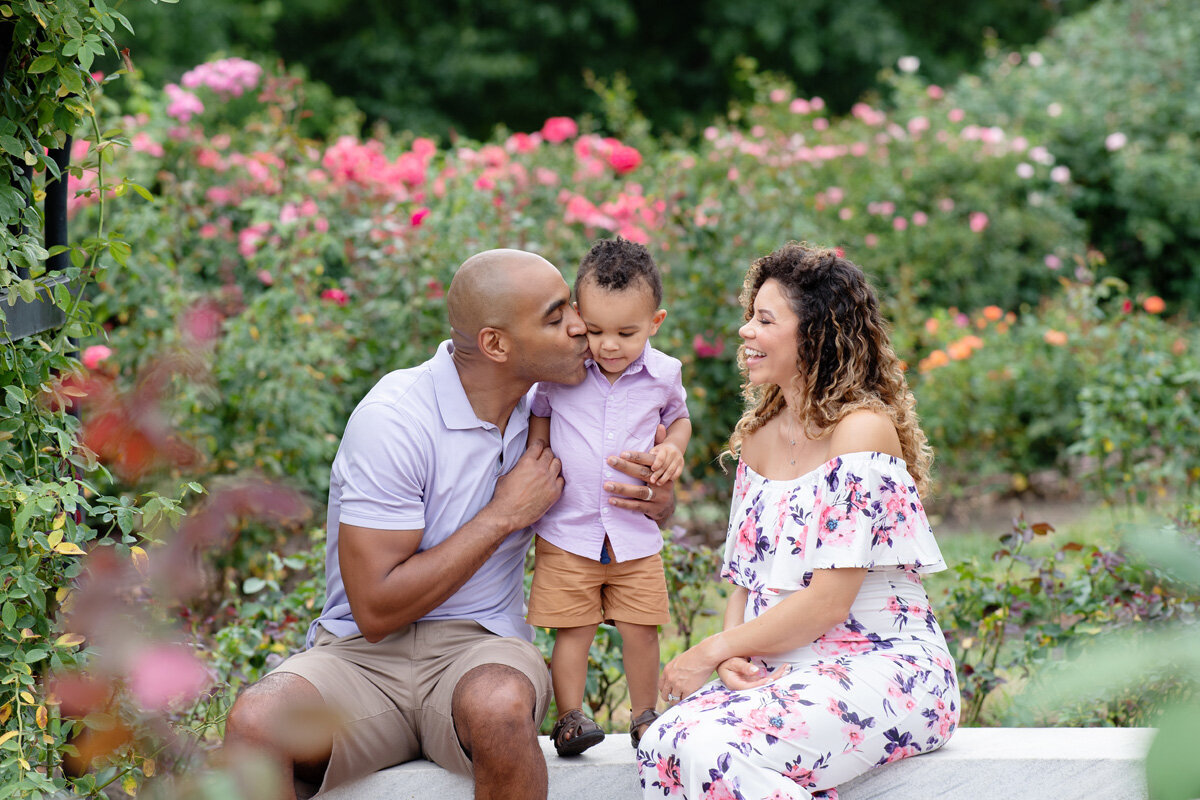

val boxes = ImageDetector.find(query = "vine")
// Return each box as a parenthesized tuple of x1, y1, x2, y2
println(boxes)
(1, 2, 183, 797)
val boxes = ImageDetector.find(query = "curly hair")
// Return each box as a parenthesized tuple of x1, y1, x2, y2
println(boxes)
(575, 237, 663, 306)
(725, 242, 933, 495)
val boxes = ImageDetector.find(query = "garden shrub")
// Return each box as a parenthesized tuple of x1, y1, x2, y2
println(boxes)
(950, 0, 1200, 304)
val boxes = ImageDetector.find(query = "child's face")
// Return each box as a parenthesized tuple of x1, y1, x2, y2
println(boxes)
(576, 279, 666, 381)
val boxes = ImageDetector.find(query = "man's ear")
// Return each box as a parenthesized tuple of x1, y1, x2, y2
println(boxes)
(649, 308, 667, 335)
(478, 326, 510, 363)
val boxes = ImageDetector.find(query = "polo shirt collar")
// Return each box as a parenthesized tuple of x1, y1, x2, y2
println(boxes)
(430, 340, 529, 432)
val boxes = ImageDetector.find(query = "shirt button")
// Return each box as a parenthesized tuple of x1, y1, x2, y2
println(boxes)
(602, 507, 609, 515)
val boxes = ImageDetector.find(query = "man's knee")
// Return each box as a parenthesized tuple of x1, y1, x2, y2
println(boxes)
(452, 664, 539, 753)
(226, 672, 331, 756)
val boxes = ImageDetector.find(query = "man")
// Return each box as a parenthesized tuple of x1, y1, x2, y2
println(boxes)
(224, 249, 676, 800)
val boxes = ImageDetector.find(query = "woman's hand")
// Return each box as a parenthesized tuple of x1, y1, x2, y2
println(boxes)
(717, 657, 787, 691)
(659, 636, 726, 703)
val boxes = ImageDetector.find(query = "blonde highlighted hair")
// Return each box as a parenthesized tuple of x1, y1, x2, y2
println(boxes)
(724, 242, 933, 495)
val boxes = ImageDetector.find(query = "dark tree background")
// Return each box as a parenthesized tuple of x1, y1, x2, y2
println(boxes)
(111, 0, 1093, 138)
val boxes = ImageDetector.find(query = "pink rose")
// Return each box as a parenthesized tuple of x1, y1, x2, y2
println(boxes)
(321, 288, 349, 306)
(608, 144, 642, 174)
(82, 345, 112, 371)
(128, 644, 210, 711)
(540, 116, 579, 144)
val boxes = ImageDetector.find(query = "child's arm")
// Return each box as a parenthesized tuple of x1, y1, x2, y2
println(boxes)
(648, 417, 691, 485)
(527, 414, 551, 448)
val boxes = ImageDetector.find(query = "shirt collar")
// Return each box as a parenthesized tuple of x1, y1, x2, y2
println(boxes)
(585, 342, 659, 379)
(430, 340, 529, 432)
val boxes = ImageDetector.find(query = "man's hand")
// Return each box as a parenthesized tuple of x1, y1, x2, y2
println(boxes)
(603, 424, 677, 523)
(487, 438, 564, 531)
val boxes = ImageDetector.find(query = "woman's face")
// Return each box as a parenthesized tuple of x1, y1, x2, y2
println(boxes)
(738, 278, 800, 387)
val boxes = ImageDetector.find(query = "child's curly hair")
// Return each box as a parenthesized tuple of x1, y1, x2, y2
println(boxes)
(575, 237, 662, 306)
(725, 242, 933, 494)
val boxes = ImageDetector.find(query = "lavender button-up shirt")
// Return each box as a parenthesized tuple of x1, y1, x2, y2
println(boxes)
(531, 344, 688, 563)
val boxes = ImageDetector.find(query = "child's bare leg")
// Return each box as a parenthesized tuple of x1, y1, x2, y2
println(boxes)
(615, 621, 660, 727)
(550, 624, 599, 715)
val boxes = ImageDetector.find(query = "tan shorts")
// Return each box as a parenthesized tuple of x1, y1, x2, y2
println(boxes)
(526, 537, 671, 628)
(269, 619, 550, 792)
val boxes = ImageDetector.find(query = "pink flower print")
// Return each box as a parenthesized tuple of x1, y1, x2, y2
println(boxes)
(816, 504, 853, 547)
(655, 755, 683, 794)
(747, 705, 809, 740)
(813, 625, 873, 657)
(843, 477, 869, 510)
(735, 514, 759, 558)
(782, 762, 815, 786)
(702, 778, 740, 800)
(885, 596, 902, 615)
(843, 725, 865, 748)
(767, 792, 792, 800)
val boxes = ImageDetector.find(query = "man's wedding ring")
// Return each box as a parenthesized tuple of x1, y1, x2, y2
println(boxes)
(667, 693, 679, 702)
(643, 486, 654, 502)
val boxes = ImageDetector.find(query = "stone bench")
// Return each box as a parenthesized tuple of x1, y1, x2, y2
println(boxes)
(320, 727, 1153, 799)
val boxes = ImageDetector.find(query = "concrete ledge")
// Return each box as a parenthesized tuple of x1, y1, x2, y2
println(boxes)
(320, 727, 1153, 799)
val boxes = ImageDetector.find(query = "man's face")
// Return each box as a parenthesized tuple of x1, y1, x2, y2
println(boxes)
(506, 262, 589, 385)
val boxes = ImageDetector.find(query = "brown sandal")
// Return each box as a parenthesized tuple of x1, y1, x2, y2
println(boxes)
(629, 709, 660, 748)
(551, 708, 605, 756)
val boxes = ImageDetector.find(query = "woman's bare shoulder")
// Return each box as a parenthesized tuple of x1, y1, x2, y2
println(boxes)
(828, 409, 902, 460)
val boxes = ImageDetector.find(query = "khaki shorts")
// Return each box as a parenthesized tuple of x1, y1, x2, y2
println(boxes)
(269, 619, 550, 792)
(526, 537, 671, 628)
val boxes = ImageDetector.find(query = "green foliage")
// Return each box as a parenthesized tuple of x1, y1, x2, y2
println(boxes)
(108, 0, 1093, 139)
(950, 0, 1200, 304)
(939, 511, 1199, 727)
(910, 271, 1198, 500)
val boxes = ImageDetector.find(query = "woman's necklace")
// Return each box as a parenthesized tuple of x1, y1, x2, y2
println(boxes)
(784, 414, 799, 466)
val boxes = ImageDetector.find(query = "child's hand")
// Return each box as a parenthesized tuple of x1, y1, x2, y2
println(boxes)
(647, 442, 683, 485)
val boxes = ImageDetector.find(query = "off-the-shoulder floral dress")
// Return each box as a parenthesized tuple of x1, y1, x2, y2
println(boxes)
(638, 452, 959, 799)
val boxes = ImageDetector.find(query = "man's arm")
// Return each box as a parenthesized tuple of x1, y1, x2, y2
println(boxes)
(340, 439, 563, 642)
(603, 423, 677, 523)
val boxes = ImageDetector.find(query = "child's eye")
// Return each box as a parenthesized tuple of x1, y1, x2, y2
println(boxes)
(619, 332, 634, 337)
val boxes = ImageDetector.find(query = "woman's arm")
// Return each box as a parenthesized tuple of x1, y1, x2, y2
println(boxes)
(660, 568, 865, 700)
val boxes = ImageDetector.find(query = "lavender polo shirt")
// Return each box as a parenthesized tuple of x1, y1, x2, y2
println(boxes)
(308, 340, 534, 648)
(530, 344, 688, 563)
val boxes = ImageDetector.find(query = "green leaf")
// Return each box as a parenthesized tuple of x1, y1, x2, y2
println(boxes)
(242, 577, 267, 595)
(27, 54, 56, 74)
(1145, 697, 1200, 800)
(0, 135, 22, 156)
(4, 385, 25, 412)
(1, 604, 14, 629)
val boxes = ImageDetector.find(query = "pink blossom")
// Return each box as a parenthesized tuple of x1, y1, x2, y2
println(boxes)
(128, 644, 210, 711)
(813, 118, 829, 131)
(182, 302, 223, 343)
(540, 116, 579, 144)
(893, 216, 908, 231)
(130, 132, 164, 158)
(411, 207, 431, 227)
(693, 334, 725, 359)
(939, 198, 955, 212)
(864, 234, 879, 248)
(727, 167, 739, 182)
(907, 116, 930, 135)
(82, 345, 112, 370)
(426, 279, 445, 300)
(769, 88, 789, 103)
(257, 270, 274, 286)
(969, 212, 989, 233)
(1044, 254, 1062, 270)
(321, 288, 350, 306)
(181, 57, 262, 98)
(838, 207, 853, 221)
(927, 85, 945, 100)
(238, 222, 271, 258)
(607, 144, 642, 175)
(314, 217, 330, 233)
(810, 97, 825, 111)
(412, 137, 437, 159)
(1050, 165, 1071, 183)
(505, 132, 539, 154)
(912, 211, 928, 226)
(198, 223, 219, 239)
(948, 108, 965, 123)
(164, 83, 204, 123)
(534, 167, 560, 186)
(789, 98, 811, 114)
(1105, 132, 1127, 151)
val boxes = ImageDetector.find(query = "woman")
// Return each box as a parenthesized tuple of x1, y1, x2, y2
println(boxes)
(638, 243, 958, 799)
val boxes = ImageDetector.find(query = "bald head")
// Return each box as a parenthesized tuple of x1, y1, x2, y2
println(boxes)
(447, 249, 560, 346)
